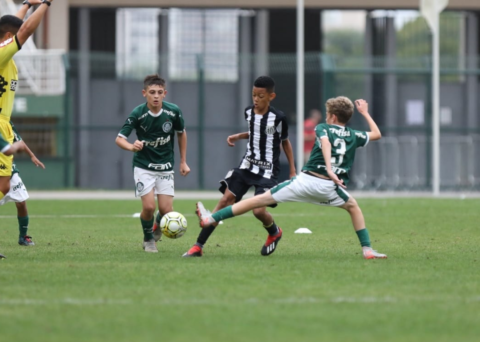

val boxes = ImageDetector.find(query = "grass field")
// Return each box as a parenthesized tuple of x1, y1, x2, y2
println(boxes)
(0, 198, 479, 342)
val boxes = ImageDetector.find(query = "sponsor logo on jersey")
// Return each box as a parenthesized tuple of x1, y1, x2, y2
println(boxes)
(162, 121, 173, 133)
(163, 110, 176, 117)
(139, 113, 149, 120)
(0, 38, 14, 47)
(0, 164, 6, 170)
(265, 125, 276, 135)
(355, 132, 366, 139)
(245, 156, 272, 170)
(142, 135, 171, 148)
(317, 165, 347, 175)
(318, 198, 338, 205)
(136, 182, 144, 192)
(148, 162, 172, 171)
(329, 128, 351, 137)
(10, 80, 17, 92)
(0, 76, 8, 98)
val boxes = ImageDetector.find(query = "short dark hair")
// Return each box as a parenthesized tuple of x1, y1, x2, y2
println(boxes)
(143, 74, 166, 89)
(0, 15, 23, 38)
(254, 76, 275, 93)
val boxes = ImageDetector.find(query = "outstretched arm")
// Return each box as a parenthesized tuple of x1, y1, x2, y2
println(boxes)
(3, 140, 26, 156)
(23, 141, 45, 169)
(227, 132, 249, 147)
(355, 99, 381, 141)
(281, 139, 296, 178)
(16, 0, 53, 47)
(177, 131, 190, 176)
(15, 1, 43, 20)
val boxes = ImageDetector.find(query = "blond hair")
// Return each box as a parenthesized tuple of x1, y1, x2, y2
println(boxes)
(326, 96, 354, 124)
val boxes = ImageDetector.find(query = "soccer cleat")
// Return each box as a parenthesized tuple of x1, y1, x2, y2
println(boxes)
(143, 239, 158, 253)
(195, 202, 213, 228)
(153, 211, 162, 242)
(18, 235, 35, 246)
(182, 245, 203, 257)
(261, 227, 283, 256)
(363, 247, 387, 259)
(0, 253, 5, 259)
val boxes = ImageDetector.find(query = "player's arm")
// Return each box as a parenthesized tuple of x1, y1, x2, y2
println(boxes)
(227, 132, 249, 147)
(1, 140, 26, 156)
(15, 1, 43, 20)
(177, 130, 190, 176)
(355, 99, 381, 141)
(10, 121, 45, 168)
(16, 0, 53, 47)
(319, 137, 345, 188)
(116, 114, 143, 152)
(281, 139, 296, 178)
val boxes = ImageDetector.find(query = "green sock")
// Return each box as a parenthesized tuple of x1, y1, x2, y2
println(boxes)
(356, 228, 371, 247)
(212, 206, 234, 222)
(18, 216, 29, 238)
(141, 217, 154, 241)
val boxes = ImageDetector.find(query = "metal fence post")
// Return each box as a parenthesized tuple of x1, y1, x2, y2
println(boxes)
(197, 54, 205, 190)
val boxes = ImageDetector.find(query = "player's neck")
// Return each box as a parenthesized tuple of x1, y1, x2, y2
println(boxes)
(147, 103, 163, 114)
(253, 105, 269, 115)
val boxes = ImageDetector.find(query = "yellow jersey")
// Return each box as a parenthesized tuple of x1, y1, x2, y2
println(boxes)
(0, 35, 20, 121)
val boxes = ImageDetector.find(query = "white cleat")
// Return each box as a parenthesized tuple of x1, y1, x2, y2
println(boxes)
(143, 239, 158, 253)
(363, 247, 387, 259)
(195, 202, 214, 228)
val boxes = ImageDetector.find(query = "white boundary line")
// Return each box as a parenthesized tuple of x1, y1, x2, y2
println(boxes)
(0, 296, 477, 306)
(23, 190, 480, 200)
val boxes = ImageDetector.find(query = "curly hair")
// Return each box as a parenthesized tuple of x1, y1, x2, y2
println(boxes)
(325, 96, 354, 124)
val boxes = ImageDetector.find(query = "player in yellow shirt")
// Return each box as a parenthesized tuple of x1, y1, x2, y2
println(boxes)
(0, 0, 53, 203)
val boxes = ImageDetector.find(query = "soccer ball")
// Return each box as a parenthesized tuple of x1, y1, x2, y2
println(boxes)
(160, 212, 187, 239)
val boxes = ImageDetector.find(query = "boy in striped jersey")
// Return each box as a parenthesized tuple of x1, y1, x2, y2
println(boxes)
(183, 76, 296, 257)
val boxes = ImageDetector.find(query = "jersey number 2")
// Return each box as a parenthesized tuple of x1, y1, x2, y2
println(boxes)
(331, 139, 346, 166)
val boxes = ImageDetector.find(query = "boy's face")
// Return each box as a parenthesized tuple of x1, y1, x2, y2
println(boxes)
(252, 87, 276, 111)
(142, 84, 166, 108)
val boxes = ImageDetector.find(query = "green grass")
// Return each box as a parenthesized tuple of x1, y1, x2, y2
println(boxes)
(0, 198, 479, 342)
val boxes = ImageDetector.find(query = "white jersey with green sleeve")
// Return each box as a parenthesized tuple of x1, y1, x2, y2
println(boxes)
(118, 101, 185, 172)
(302, 123, 369, 185)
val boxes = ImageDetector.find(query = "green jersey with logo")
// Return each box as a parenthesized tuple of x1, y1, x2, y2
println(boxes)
(118, 101, 185, 172)
(303, 123, 369, 185)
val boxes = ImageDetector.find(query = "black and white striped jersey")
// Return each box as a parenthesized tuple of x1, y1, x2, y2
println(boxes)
(239, 105, 289, 179)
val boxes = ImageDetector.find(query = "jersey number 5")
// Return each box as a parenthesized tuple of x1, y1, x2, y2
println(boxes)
(331, 139, 346, 166)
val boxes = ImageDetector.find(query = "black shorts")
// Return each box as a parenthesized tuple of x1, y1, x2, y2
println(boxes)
(219, 168, 278, 208)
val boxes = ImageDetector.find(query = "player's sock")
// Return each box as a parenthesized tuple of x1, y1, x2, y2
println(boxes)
(18, 215, 29, 238)
(141, 217, 154, 241)
(263, 221, 279, 236)
(211, 206, 234, 222)
(356, 228, 371, 247)
(196, 225, 216, 246)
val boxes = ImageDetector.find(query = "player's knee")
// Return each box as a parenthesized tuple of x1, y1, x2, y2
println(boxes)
(252, 207, 267, 219)
(344, 197, 359, 211)
(15, 201, 26, 210)
(142, 204, 156, 216)
(158, 205, 173, 216)
(219, 194, 236, 208)
(0, 182, 10, 195)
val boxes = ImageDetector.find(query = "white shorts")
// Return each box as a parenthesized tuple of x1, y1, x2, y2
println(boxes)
(134, 167, 175, 198)
(0, 173, 29, 206)
(271, 172, 350, 207)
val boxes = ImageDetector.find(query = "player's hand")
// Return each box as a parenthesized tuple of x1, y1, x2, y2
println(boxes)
(327, 170, 346, 189)
(179, 162, 190, 176)
(132, 140, 144, 152)
(289, 169, 297, 179)
(227, 134, 238, 147)
(31, 155, 45, 169)
(355, 99, 369, 115)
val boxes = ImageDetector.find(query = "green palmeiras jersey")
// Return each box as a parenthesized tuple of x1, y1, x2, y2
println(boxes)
(118, 102, 185, 172)
(303, 123, 369, 185)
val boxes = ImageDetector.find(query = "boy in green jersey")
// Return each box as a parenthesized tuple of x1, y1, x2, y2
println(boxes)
(116, 75, 190, 253)
(195, 97, 387, 259)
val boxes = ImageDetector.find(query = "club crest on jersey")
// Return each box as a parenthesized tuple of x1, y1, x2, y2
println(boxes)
(265, 126, 276, 135)
(10, 80, 17, 91)
(163, 121, 173, 133)
(136, 182, 144, 192)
